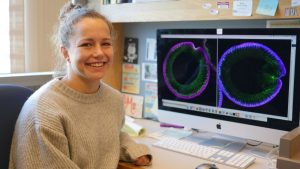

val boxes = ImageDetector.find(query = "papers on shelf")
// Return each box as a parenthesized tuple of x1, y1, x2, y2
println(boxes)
(255, 0, 279, 16)
(233, 0, 253, 16)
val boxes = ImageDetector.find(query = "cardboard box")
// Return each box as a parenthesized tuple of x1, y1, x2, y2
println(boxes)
(277, 127, 300, 169)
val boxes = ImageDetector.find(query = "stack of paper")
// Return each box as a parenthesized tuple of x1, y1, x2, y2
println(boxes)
(122, 116, 145, 136)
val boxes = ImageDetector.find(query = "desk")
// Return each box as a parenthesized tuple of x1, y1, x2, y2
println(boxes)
(132, 119, 273, 169)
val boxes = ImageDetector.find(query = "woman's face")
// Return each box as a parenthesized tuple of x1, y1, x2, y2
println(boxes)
(62, 17, 113, 83)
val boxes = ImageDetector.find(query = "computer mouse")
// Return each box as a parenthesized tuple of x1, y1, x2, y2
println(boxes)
(195, 163, 219, 169)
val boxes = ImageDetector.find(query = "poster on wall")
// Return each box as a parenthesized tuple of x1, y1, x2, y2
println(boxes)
(232, 0, 252, 16)
(142, 63, 157, 82)
(292, 0, 300, 7)
(143, 82, 158, 120)
(121, 63, 140, 94)
(145, 38, 157, 61)
(123, 93, 144, 118)
(123, 37, 139, 64)
(255, 0, 278, 16)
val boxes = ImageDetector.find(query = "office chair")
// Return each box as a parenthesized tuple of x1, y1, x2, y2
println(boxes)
(0, 84, 33, 169)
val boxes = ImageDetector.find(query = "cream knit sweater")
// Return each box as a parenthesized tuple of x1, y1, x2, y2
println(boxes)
(9, 78, 150, 169)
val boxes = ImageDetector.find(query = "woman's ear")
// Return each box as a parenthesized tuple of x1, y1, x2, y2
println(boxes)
(61, 46, 70, 63)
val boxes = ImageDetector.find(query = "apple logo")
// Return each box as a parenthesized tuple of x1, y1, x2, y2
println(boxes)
(216, 123, 221, 130)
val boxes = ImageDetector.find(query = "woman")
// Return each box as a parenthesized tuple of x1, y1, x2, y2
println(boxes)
(9, 2, 151, 169)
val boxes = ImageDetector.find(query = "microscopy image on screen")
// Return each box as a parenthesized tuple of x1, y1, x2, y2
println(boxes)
(163, 41, 210, 99)
(158, 38, 217, 107)
(217, 39, 291, 117)
(157, 32, 293, 118)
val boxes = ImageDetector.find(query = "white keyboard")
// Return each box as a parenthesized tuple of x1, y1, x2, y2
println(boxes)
(153, 137, 256, 169)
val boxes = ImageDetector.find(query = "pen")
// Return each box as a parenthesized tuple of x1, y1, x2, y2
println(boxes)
(160, 122, 184, 129)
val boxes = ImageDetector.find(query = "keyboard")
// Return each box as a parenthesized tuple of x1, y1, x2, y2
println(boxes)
(153, 137, 256, 169)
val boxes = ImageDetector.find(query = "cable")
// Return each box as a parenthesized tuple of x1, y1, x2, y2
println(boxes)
(265, 146, 279, 169)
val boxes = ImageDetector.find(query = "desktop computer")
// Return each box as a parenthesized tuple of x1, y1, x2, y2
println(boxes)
(154, 28, 300, 168)
(156, 28, 300, 145)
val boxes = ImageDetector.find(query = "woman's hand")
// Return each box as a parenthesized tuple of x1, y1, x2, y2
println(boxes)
(133, 155, 152, 166)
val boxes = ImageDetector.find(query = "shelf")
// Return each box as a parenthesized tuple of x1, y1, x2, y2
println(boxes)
(100, 0, 300, 23)
(99, 0, 300, 90)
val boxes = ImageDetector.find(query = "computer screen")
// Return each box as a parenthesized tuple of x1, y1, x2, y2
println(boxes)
(157, 28, 300, 145)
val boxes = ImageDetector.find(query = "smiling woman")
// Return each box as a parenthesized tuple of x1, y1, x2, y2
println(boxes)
(9, 1, 152, 169)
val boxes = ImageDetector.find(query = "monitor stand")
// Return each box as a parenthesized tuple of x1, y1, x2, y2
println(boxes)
(202, 138, 246, 153)
(185, 131, 247, 153)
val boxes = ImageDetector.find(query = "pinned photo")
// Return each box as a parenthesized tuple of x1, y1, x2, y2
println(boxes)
(123, 37, 138, 64)
(142, 63, 157, 82)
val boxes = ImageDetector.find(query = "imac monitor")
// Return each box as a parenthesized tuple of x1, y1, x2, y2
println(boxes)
(157, 28, 300, 145)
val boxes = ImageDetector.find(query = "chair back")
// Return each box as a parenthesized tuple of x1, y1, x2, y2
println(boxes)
(0, 84, 33, 169)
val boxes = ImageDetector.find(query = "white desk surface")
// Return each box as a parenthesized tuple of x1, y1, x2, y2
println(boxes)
(133, 119, 274, 169)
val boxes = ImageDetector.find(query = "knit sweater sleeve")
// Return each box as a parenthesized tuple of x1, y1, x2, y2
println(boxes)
(118, 106, 151, 162)
(10, 124, 80, 169)
(119, 131, 151, 162)
(9, 103, 80, 169)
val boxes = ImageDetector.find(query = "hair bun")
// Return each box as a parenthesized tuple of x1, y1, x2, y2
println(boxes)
(59, 1, 84, 20)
